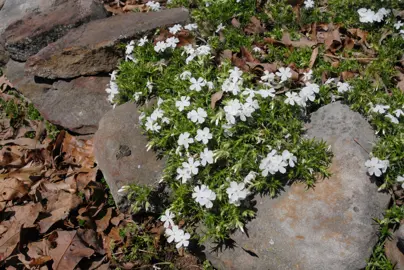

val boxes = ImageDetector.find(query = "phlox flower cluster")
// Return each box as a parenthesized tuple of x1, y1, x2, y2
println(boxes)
(106, 70, 119, 104)
(371, 104, 403, 125)
(259, 149, 297, 177)
(182, 44, 212, 64)
(160, 210, 191, 248)
(365, 157, 389, 177)
(357, 8, 390, 23)
(284, 83, 320, 107)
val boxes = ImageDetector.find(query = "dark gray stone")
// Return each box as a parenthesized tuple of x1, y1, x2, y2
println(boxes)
(0, 0, 61, 65)
(0, 0, 60, 36)
(25, 8, 189, 79)
(0, 40, 8, 66)
(5, 59, 112, 134)
(204, 102, 391, 270)
(4, 0, 107, 61)
(93, 102, 165, 209)
(385, 225, 404, 269)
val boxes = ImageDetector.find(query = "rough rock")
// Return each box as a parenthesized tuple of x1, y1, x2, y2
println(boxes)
(5, 59, 112, 134)
(25, 8, 189, 79)
(0, 0, 60, 36)
(0, 40, 8, 66)
(4, 0, 107, 61)
(93, 102, 165, 209)
(204, 102, 391, 270)
(0, 0, 60, 65)
(385, 224, 404, 269)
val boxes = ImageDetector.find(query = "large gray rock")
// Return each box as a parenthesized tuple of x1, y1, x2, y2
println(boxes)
(205, 102, 391, 270)
(0, 0, 60, 65)
(5, 59, 112, 134)
(25, 8, 189, 79)
(385, 224, 404, 269)
(0, 0, 60, 36)
(93, 102, 165, 209)
(4, 0, 107, 61)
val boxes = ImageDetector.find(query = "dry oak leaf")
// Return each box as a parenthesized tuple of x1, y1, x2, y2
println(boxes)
(244, 16, 266, 34)
(281, 32, 317, 48)
(77, 229, 105, 255)
(211, 91, 224, 109)
(96, 208, 113, 233)
(49, 230, 94, 270)
(0, 178, 29, 201)
(0, 75, 14, 92)
(38, 191, 82, 233)
(61, 133, 95, 169)
(0, 203, 42, 260)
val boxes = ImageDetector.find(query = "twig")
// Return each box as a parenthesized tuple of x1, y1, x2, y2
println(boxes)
(138, 249, 158, 255)
(353, 138, 370, 154)
(323, 54, 377, 61)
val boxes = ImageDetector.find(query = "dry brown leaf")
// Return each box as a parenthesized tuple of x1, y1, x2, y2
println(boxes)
(0, 119, 13, 141)
(29, 256, 52, 267)
(38, 191, 82, 233)
(77, 229, 104, 255)
(27, 240, 49, 260)
(110, 213, 125, 226)
(347, 28, 368, 43)
(231, 18, 241, 28)
(108, 227, 121, 243)
(0, 75, 13, 92)
(62, 133, 95, 169)
(246, 62, 277, 73)
(0, 203, 42, 260)
(1, 138, 48, 150)
(324, 28, 342, 52)
(88, 256, 109, 270)
(344, 37, 355, 50)
(309, 47, 319, 69)
(211, 91, 224, 109)
(241, 47, 259, 63)
(341, 71, 356, 80)
(96, 208, 113, 233)
(123, 4, 149, 12)
(0, 225, 8, 235)
(282, 32, 317, 48)
(49, 230, 94, 270)
(244, 16, 265, 34)
(177, 31, 195, 47)
(0, 178, 29, 201)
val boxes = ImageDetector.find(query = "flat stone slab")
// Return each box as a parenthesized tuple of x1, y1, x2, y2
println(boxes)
(25, 8, 189, 79)
(4, 0, 107, 61)
(0, 0, 61, 65)
(204, 102, 390, 270)
(5, 59, 111, 134)
(93, 102, 165, 209)
(0, 0, 59, 36)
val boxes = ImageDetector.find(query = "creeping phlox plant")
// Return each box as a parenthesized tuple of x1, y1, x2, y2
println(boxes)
(108, 0, 404, 254)
(110, 21, 332, 244)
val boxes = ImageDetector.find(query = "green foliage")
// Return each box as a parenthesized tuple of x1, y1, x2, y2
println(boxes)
(367, 205, 404, 270)
(115, 0, 403, 266)
(126, 184, 153, 214)
(116, 38, 332, 242)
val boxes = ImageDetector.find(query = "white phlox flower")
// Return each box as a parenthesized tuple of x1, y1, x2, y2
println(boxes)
(365, 157, 389, 177)
(226, 182, 249, 206)
(192, 185, 216, 208)
(160, 209, 175, 228)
